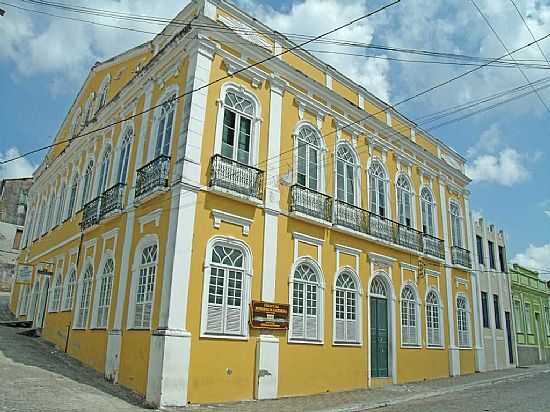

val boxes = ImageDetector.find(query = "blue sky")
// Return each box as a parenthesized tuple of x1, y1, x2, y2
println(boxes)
(0, 0, 549, 276)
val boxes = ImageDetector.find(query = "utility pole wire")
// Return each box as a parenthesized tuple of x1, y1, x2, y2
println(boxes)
(470, 0, 550, 115)
(509, 0, 550, 66)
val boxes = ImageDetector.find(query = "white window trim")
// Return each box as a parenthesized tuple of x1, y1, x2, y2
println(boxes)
(48, 272, 63, 313)
(61, 265, 77, 312)
(79, 158, 95, 209)
(72, 259, 95, 330)
(288, 256, 325, 345)
(94, 142, 112, 196)
(399, 283, 422, 348)
(27, 279, 41, 322)
(449, 200, 465, 248)
(332, 266, 363, 346)
(200, 236, 253, 340)
(419, 186, 438, 237)
(395, 173, 416, 228)
(292, 121, 327, 193)
(114, 125, 134, 186)
(90, 251, 115, 329)
(147, 85, 179, 162)
(524, 303, 533, 334)
(367, 157, 390, 218)
(514, 299, 524, 333)
(126, 234, 160, 330)
(425, 288, 445, 348)
(333, 140, 361, 207)
(214, 82, 262, 167)
(456, 294, 472, 348)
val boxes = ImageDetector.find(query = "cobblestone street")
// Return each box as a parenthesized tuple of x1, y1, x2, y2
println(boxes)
(1, 293, 549, 412)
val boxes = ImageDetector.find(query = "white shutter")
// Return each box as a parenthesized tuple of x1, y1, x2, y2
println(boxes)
(306, 315, 317, 340)
(291, 313, 304, 339)
(134, 303, 144, 327)
(143, 302, 152, 328)
(206, 304, 223, 333)
(225, 306, 242, 335)
(335, 318, 346, 342)
(346, 319, 357, 342)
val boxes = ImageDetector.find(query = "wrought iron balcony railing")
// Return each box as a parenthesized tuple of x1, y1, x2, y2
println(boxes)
(290, 185, 332, 222)
(135, 155, 170, 200)
(451, 245, 472, 268)
(99, 183, 125, 219)
(80, 197, 101, 230)
(423, 234, 445, 260)
(395, 224, 424, 252)
(209, 154, 264, 200)
(333, 200, 368, 233)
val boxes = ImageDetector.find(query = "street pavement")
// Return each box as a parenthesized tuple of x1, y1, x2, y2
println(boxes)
(1, 292, 549, 412)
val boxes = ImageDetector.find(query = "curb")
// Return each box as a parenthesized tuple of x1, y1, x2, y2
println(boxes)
(322, 367, 550, 412)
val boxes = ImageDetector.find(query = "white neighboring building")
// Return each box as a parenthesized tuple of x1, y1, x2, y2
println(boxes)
(471, 217, 517, 371)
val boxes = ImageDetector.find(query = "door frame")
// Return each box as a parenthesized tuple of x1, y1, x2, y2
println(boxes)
(367, 270, 397, 386)
(534, 312, 543, 362)
(504, 311, 514, 365)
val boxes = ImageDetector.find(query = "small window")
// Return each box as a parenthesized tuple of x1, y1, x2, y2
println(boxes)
(498, 246, 507, 273)
(334, 271, 359, 344)
(426, 291, 442, 347)
(67, 174, 79, 218)
(493, 294, 502, 329)
(457, 296, 470, 347)
(117, 128, 133, 184)
(290, 262, 322, 342)
(335, 144, 356, 205)
(369, 161, 387, 217)
(56, 183, 66, 225)
(401, 285, 419, 346)
(420, 188, 435, 236)
(62, 268, 77, 311)
(296, 126, 322, 191)
(476, 235, 484, 265)
(75, 264, 94, 329)
(134, 244, 158, 329)
(396, 175, 413, 227)
(154, 96, 176, 157)
(81, 161, 94, 206)
(488, 241, 496, 270)
(221, 90, 255, 165)
(96, 146, 111, 195)
(481, 291, 490, 328)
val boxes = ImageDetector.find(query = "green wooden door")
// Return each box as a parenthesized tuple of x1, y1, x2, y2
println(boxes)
(370, 297, 389, 378)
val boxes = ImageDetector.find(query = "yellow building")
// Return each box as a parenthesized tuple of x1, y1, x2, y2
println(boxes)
(11, 0, 478, 408)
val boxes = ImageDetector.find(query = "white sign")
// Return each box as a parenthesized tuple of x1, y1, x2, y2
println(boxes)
(16, 265, 33, 283)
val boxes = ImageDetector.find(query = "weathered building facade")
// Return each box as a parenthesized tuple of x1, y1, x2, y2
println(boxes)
(11, 0, 478, 408)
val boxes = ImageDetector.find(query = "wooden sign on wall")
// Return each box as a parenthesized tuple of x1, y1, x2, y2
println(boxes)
(250, 301, 289, 330)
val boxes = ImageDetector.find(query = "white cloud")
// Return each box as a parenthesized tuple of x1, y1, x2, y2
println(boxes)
(513, 244, 550, 280)
(0, 148, 36, 179)
(467, 123, 501, 157)
(545, 211, 550, 218)
(466, 147, 529, 186)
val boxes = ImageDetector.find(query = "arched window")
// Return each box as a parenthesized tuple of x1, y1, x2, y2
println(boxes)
(97, 77, 110, 112)
(221, 90, 255, 165)
(56, 183, 66, 226)
(133, 243, 158, 329)
(75, 264, 93, 329)
(334, 271, 359, 344)
(67, 173, 79, 218)
(203, 243, 249, 336)
(18, 285, 30, 316)
(46, 191, 56, 232)
(370, 276, 388, 297)
(457, 295, 470, 347)
(36, 200, 46, 238)
(290, 261, 322, 341)
(154, 95, 176, 157)
(401, 285, 419, 346)
(117, 128, 133, 184)
(336, 144, 357, 204)
(62, 268, 76, 311)
(396, 175, 413, 227)
(96, 146, 111, 195)
(81, 160, 94, 206)
(95, 257, 114, 328)
(421, 188, 435, 235)
(369, 160, 388, 217)
(49, 272, 63, 312)
(28, 280, 41, 321)
(426, 290, 442, 347)
(70, 110, 81, 138)
(296, 125, 322, 191)
(84, 93, 95, 124)
(450, 201, 463, 247)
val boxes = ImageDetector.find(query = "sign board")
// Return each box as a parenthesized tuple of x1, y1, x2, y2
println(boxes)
(16, 265, 33, 284)
(250, 301, 289, 330)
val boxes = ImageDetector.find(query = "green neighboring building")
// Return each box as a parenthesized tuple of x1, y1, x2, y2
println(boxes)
(509, 264, 550, 365)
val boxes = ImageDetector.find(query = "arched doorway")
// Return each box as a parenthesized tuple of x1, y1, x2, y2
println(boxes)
(370, 275, 390, 378)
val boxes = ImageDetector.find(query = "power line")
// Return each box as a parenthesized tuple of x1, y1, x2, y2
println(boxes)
(509, 0, 550, 67)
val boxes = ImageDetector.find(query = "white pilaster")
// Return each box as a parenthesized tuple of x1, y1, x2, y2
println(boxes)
(255, 76, 285, 401)
(439, 177, 460, 376)
(146, 37, 213, 409)
(105, 81, 153, 382)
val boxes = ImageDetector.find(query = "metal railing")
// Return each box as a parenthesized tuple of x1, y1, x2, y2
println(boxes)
(452, 245, 472, 268)
(395, 224, 423, 252)
(135, 155, 170, 200)
(334, 200, 368, 233)
(290, 185, 332, 222)
(209, 154, 264, 200)
(80, 197, 101, 230)
(423, 234, 445, 260)
(99, 183, 125, 219)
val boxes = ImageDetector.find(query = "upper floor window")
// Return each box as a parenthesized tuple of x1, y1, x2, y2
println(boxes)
(133, 243, 158, 329)
(35, 201, 46, 239)
(296, 125, 322, 191)
(481, 291, 490, 328)
(84, 93, 95, 124)
(46, 191, 56, 232)
(62, 268, 77, 311)
(97, 76, 110, 113)
(524, 303, 532, 334)
(498, 245, 507, 273)
(74, 264, 93, 329)
(81, 160, 94, 206)
(117, 128, 133, 184)
(335, 144, 357, 205)
(450, 202, 463, 247)
(420, 187, 435, 236)
(401, 285, 419, 346)
(67, 173, 79, 218)
(290, 261, 323, 342)
(154, 95, 176, 158)
(493, 294, 502, 329)
(476, 235, 484, 265)
(369, 160, 387, 217)
(96, 146, 111, 195)
(202, 242, 250, 337)
(457, 295, 471, 347)
(514, 300, 523, 332)
(70, 109, 81, 138)
(221, 90, 255, 165)
(488, 240, 496, 269)
(426, 290, 442, 346)
(396, 175, 413, 227)
(56, 183, 66, 226)
(334, 270, 360, 344)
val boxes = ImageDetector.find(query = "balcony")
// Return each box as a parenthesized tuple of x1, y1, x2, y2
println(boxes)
(80, 197, 101, 230)
(135, 155, 170, 200)
(333, 200, 368, 233)
(423, 234, 445, 260)
(209, 154, 264, 201)
(99, 183, 125, 219)
(290, 185, 332, 222)
(451, 245, 472, 268)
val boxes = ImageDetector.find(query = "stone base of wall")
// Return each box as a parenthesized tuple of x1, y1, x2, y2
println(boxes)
(518, 345, 550, 366)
